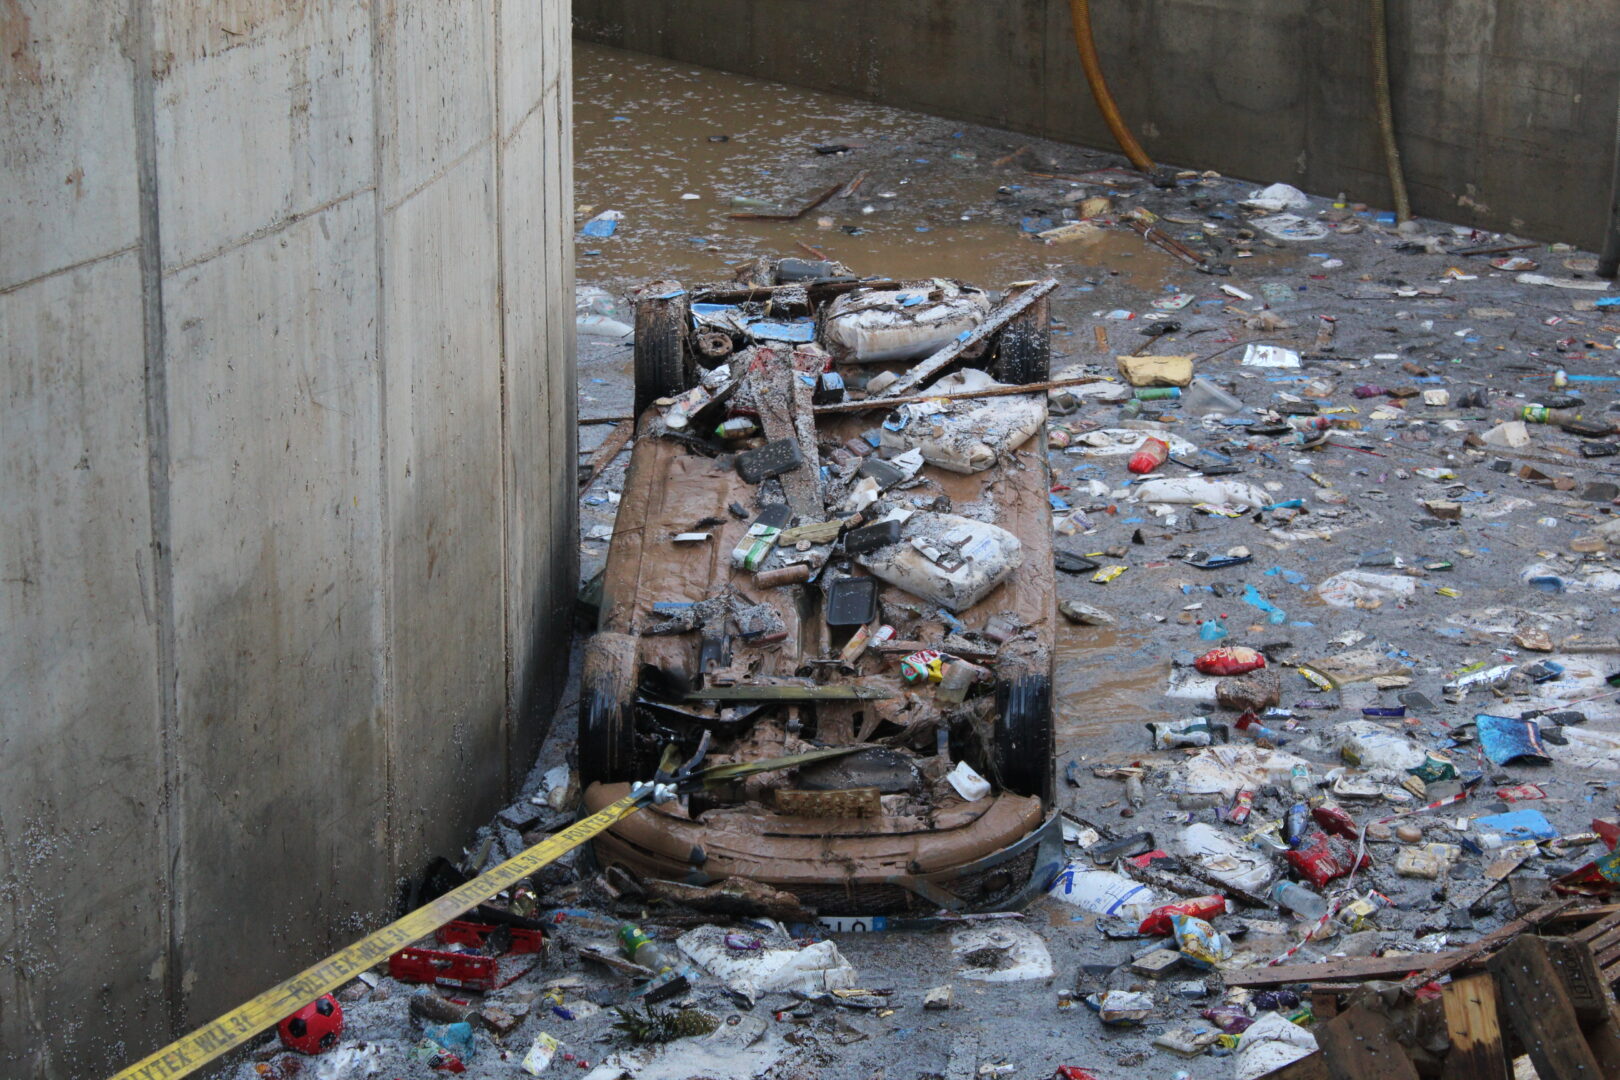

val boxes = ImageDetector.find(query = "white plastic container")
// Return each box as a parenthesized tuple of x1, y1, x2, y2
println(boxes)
(857, 511, 1023, 613)
(821, 282, 991, 363)
(946, 760, 991, 801)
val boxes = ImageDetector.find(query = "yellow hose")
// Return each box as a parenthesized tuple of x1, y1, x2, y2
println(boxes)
(1067, 0, 1155, 173)
(1370, 0, 1412, 221)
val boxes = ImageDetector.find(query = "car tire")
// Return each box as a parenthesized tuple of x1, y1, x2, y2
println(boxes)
(990, 291, 1050, 385)
(633, 283, 694, 417)
(991, 672, 1054, 802)
(578, 632, 641, 787)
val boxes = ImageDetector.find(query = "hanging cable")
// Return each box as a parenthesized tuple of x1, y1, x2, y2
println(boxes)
(1370, 0, 1413, 222)
(1066, 0, 1154, 173)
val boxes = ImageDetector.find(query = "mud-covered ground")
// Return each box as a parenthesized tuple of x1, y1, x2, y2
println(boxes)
(212, 42, 1620, 1080)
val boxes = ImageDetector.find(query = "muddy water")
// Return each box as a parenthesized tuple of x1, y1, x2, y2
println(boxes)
(574, 42, 1190, 292)
(575, 43, 1224, 762)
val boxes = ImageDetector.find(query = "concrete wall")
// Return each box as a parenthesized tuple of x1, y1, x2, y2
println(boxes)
(572, 0, 1620, 250)
(1, 1, 574, 1075)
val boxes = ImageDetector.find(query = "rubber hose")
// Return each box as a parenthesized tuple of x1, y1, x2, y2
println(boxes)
(1599, 75, 1620, 278)
(1067, 0, 1155, 173)
(1370, 0, 1413, 222)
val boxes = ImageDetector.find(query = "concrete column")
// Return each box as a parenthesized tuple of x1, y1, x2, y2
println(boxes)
(1, 1, 574, 1074)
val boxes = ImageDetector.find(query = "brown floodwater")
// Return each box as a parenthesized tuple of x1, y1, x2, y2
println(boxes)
(573, 42, 1197, 293)
(574, 43, 1248, 754)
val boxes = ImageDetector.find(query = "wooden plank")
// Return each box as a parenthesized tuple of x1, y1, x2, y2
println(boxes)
(1399, 899, 1573, 993)
(874, 278, 1059, 400)
(684, 684, 893, 702)
(813, 374, 1104, 414)
(1439, 974, 1510, 1080)
(1228, 952, 1459, 989)
(752, 349, 823, 520)
(1488, 934, 1605, 1080)
(578, 418, 637, 491)
(1254, 1053, 1330, 1080)
(1545, 937, 1611, 1022)
(1317, 1007, 1421, 1080)
(1571, 909, 1620, 943)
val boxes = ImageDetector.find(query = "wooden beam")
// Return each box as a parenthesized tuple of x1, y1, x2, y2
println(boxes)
(1317, 1007, 1421, 1080)
(1489, 934, 1606, 1080)
(1227, 953, 1458, 989)
(1439, 974, 1509, 1080)
(813, 375, 1105, 415)
(578, 418, 637, 491)
(874, 278, 1059, 400)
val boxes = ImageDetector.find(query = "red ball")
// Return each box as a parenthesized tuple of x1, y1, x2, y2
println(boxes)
(277, 994, 344, 1055)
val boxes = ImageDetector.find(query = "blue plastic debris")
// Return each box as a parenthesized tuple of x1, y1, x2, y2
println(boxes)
(1475, 714, 1552, 766)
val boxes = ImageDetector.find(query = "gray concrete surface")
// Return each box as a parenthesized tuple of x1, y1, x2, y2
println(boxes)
(572, 0, 1620, 251)
(1, 2, 574, 1076)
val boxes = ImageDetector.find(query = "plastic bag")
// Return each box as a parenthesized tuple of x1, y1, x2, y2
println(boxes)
(857, 511, 1023, 612)
(1234, 1011, 1318, 1080)
(1173, 823, 1278, 894)
(1195, 647, 1267, 676)
(1131, 477, 1272, 511)
(1139, 895, 1227, 936)
(1046, 866, 1166, 921)
(878, 369, 1045, 473)
(1169, 913, 1232, 969)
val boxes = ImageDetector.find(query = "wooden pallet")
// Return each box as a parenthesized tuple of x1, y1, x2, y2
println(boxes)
(1257, 913, 1620, 1080)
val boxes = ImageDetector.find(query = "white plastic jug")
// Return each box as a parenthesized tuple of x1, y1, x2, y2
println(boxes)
(1046, 866, 1165, 922)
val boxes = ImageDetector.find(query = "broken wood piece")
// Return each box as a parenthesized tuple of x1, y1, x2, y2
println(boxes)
(813, 374, 1103, 414)
(838, 170, 869, 199)
(1488, 934, 1607, 1080)
(1316, 1007, 1420, 1080)
(578, 418, 637, 491)
(1227, 952, 1456, 989)
(873, 278, 1060, 400)
(727, 180, 845, 221)
(1438, 973, 1509, 1080)
(1252, 1054, 1330, 1080)
(776, 519, 849, 545)
(685, 684, 894, 702)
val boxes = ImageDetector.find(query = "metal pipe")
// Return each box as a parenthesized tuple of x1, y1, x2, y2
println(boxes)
(1600, 75, 1620, 278)
(1370, 0, 1413, 222)
(1066, 0, 1154, 173)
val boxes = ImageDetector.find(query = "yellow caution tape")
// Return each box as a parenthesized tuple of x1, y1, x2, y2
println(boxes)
(107, 792, 645, 1080)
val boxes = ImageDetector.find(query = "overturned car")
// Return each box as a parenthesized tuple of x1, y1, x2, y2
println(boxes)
(580, 262, 1065, 915)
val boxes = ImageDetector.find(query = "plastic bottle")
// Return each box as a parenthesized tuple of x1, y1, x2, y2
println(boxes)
(1182, 377, 1245, 416)
(1198, 614, 1229, 641)
(1120, 397, 1144, 420)
(1522, 404, 1580, 425)
(619, 924, 678, 974)
(1289, 764, 1314, 796)
(1270, 881, 1328, 921)
(1134, 387, 1182, 401)
(1128, 437, 1171, 474)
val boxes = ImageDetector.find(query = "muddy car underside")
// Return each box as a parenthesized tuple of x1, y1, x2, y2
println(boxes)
(580, 267, 1066, 915)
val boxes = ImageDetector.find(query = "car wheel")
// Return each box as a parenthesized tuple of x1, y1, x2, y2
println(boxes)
(633, 282, 694, 417)
(578, 632, 641, 787)
(990, 291, 1050, 385)
(991, 672, 1054, 802)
